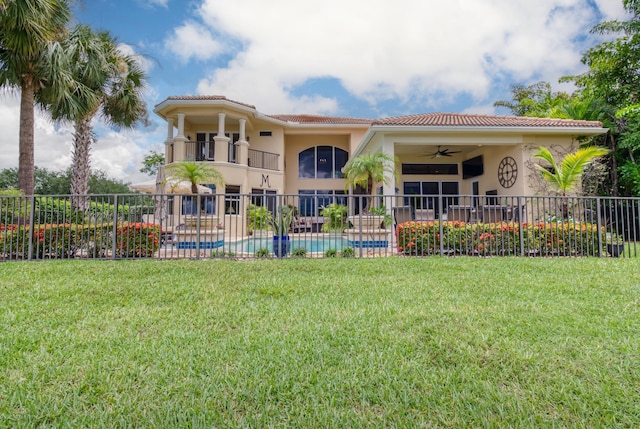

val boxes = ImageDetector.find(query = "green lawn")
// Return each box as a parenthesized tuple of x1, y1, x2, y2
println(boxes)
(1, 258, 639, 427)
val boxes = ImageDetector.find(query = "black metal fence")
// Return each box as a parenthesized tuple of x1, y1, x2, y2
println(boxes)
(0, 193, 638, 261)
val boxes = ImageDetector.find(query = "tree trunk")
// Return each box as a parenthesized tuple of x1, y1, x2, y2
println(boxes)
(70, 115, 94, 210)
(18, 80, 36, 195)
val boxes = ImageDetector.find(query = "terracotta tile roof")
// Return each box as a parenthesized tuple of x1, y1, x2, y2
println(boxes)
(269, 114, 373, 125)
(162, 95, 256, 110)
(373, 113, 603, 128)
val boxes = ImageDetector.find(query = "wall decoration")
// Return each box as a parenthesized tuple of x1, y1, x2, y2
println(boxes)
(498, 156, 518, 188)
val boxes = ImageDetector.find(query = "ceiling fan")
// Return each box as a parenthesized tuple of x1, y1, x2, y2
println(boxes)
(423, 146, 462, 158)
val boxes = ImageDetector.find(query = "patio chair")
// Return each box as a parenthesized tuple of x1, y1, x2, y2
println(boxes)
(481, 205, 507, 223)
(414, 208, 435, 221)
(447, 205, 471, 222)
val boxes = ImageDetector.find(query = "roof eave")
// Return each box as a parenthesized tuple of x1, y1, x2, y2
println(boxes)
(153, 98, 258, 117)
(355, 125, 609, 156)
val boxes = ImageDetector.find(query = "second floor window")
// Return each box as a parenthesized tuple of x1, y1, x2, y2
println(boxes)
(298, 146, 348, 179)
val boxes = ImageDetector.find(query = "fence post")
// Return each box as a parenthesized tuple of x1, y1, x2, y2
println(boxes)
(195, 194, 201, 260)
(438, 194, 444, 255)
(111, 195, 118, 259)
(596, 197, 603, 257)
(518, 196, 525, 256)
(27, 195, 35, 261)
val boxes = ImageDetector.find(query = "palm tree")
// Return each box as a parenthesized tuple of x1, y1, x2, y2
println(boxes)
(44, 25, 148, 208)
(533, 146, 610, 196)
(164, 161, 224, 220)
(0, 0, 71, 195)
(342, 152, 396, 214)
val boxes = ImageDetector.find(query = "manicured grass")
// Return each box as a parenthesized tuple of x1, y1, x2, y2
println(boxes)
(1, 258, 639, 427)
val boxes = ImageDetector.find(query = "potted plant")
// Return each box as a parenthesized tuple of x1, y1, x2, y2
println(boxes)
(606, 232, 625, 257)
(321, 203, 348, 233)
(247, 204, 273, 237)
(271, 205, 294, 257)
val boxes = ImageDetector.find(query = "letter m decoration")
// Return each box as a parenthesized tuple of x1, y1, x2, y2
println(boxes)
(261, 174, 271, 188)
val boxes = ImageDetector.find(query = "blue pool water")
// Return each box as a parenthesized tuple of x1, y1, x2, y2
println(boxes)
(238, 237, 348, 253)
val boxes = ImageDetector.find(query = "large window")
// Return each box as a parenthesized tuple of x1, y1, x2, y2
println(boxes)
(299, 146, 348, 179)
(403, 181, 459, 216)
(224, 185, 241, 214)
(298, 190, 347, 216)
(181, 185, 216, 215)
(250, 188, 277, 214)
(402, 163, 458, 175)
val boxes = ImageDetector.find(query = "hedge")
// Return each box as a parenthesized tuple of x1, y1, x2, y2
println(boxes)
(0, 222, 161, 259)
(396, 220, 604, 257)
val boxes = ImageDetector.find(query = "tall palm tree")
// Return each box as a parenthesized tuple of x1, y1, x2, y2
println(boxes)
(533, 146, 610, 196)
(164, 161, 225, 218)
(0, 0, 71, 195)
(45, 25, 148, 208)
(342, 152, 396, 214)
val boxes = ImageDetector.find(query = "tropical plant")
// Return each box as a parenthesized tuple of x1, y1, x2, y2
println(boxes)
(368, 206, 392, 228)
(271, 205, 294, 236)
(320, 203, 348, 232)
(44, 25, 148, 208)
(0, 0, 71, 195)
(247, 204, 273, 233)
(533, 146, 610, 196)
(342, 153, 397, 214)
(165, 161, 224, 220)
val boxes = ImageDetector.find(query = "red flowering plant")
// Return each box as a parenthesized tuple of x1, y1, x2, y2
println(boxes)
(114, 222, 161, 258)
(396, 220, 440, 255)
(2, 224, 78, 259)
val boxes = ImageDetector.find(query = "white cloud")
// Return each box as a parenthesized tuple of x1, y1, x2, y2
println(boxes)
(164, 21, 225, 63)
(192, 0, 619, 114)
(140, 0, 169, 8)
(117, 43, 156, 75)
(0, 92, 164, 185)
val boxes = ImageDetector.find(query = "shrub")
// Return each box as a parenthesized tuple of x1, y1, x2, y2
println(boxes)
(114, 223, 161, 258)
(1, 224, 79, 259)
(397, 220, 604, 257)
(324, 248, 338, 258)
(291, 247, 307, 258)
(341, 247, 355, 258)
(255, 247, 271, 258)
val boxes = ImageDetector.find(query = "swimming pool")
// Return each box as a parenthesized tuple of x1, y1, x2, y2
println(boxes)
(235, 236, 348, 254)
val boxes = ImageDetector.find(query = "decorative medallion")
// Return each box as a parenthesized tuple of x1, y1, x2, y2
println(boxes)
(498, 156, 517, 188)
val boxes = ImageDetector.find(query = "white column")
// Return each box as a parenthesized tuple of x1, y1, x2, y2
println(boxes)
(216, 113, 226, 137)
(165, 118, 175, 142)
(176, 113, 186, 139)
(174, 114, 188, 161)
(164, 118, 175, 163)
(214, 112, 230, 162)
(236, 118, 249, 166)
(382, 137, 396, 209)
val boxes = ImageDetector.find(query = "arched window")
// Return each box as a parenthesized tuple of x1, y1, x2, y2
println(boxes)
(298, 146, 348, 179)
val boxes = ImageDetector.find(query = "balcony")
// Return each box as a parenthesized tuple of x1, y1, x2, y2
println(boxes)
(180, 141, 279, 171)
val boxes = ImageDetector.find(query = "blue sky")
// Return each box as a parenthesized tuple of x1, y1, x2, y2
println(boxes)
(0, 0, 628, 184)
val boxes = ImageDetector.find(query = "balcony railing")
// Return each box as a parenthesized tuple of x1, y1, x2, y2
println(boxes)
(185, 141, 216, 162)
(248, 149, 279, 171)
(181, 142, 279, 170)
